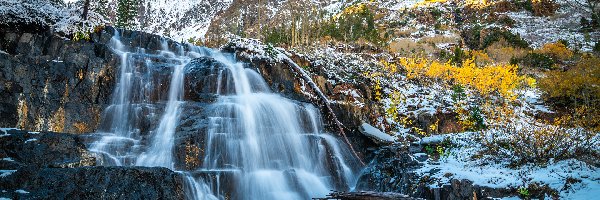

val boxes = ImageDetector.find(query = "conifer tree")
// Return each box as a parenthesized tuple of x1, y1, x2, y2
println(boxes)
(116, 0, 139, 29)
(92, 0, 110, 19)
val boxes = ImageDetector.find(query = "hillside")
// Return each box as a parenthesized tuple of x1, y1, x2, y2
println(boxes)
(1, 0, 599, 199)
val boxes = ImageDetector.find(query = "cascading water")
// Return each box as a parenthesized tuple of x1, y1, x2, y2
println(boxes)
(89, 30, 361, 200)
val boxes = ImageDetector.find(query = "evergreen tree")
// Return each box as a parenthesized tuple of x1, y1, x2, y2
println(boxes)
(92, 0, 110, 19)
(116, 0, 139, 29)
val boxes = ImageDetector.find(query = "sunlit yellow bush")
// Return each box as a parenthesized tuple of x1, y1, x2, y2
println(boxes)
(415, 0, 448, 7)
(333, 3, 368, 20)
(465, 0, 491, 9)
(539, 56, 600, 131)
(535, 42, 573, 60)
(539, 56, 600, 103)
(379, 59, 398, 74)
(400, 57, 535, 100)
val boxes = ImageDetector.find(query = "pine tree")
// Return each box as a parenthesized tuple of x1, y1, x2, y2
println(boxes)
(116, 0, 139, 29)
(92, 0, 110, 19)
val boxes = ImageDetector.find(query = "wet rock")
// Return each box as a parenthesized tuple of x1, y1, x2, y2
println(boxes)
(318, 191, 422, 200)
(183, 57, 230, 101)
(173, 102, 210, 170)
(0, 166, 185, 200)
(356, 144, 517, 199)
(0, 129, 95, 169)
(0, 27, 116, 133)
(0, 128, 187, 199)
(355, 145, 424, 195)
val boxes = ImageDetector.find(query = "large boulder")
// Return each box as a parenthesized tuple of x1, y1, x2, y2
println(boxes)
(0, 129, 95, 169)
(0, 129, 186, 199)
(0, 166, 185, 200)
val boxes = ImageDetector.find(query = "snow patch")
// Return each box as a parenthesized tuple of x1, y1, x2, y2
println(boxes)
(15, 190, 29, 194)
(359, 123, 396, 143)
(0, 170, 16, 178)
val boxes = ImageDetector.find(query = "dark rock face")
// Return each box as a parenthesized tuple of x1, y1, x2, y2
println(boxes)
(0, 166, 185, 200)
(355, 145, 425, 195)
(183, 57, 228, 102)
(0, 129, 95, 169)
(0, 25, 187, 134)
(0, 27, 117, 133)
(0, 129, 185, 200)
(174, 102, 209, 170)
(355, 145, 515, 200)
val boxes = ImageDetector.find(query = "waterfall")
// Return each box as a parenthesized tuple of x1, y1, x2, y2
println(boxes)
(89, 30, 361, 200)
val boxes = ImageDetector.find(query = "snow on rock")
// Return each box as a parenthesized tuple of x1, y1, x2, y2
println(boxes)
(15, 189, 30, 194)
(359, 123, 396, 144)
(0, 0, 107, 34)
(0, 170, 16, 178)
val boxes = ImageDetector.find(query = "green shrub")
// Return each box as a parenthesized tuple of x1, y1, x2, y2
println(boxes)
(469, 106, 487, 131)
(461, 27, 529, 50)
(481, 28, 529, 49)
(520, 52, 555, 69)
(451, 84, 466, 102)
(461, 25, 483, 50)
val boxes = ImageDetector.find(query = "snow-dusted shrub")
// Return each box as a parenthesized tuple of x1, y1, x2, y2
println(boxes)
(0, 0, 64, 26)
(480, 123, 598, 166)
(530, 0, 559, 16)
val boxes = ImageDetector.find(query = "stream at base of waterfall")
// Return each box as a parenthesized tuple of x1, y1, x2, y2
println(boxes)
(89, 31, 361, 200)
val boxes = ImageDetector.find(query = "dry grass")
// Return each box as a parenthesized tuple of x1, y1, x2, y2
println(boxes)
(485, 39, 529, 64)
(389, 38, 438, 56)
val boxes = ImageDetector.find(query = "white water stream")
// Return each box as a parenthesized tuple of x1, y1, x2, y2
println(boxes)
(89, 30, 360, 200)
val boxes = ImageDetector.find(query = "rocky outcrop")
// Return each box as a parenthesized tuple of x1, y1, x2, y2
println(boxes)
(355, 144, 517, 200)
(0, 129, 95, 169)
(0, 23, 188, 134)
(1, 166, 185, 200)
(0, 24, 116, 133)
(0, 129, 185, 199)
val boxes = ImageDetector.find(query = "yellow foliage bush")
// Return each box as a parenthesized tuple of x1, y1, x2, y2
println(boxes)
(539, 56, 600, 131)
(400, 56, 535, 100)
(465, 0, 491, 9)
(379, 59, 398, 74)
(535, 42, 573, 60)
(539, 56, 600, 103)
(415, 0, 448, 7)
(333, 3, 368, 20)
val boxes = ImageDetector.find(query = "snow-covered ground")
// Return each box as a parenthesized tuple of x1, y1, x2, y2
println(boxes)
(507, 0, 598, 51)
(1, 0, 106, 34)
(417, 132, 600, 199)
(138, 0, 233, 40)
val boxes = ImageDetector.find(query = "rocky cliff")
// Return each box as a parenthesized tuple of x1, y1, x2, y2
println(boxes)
(0, 21, 534, 200)
(0, 129, 185, 199)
